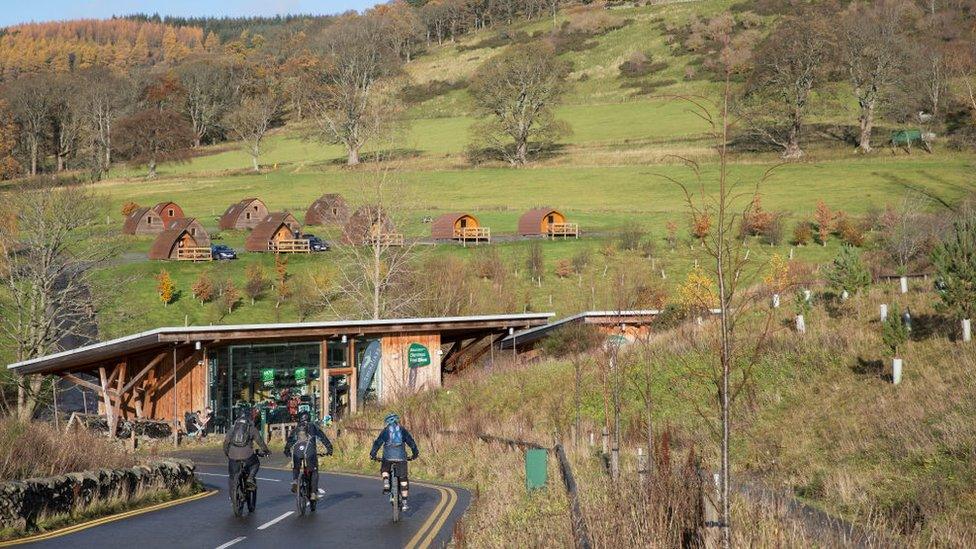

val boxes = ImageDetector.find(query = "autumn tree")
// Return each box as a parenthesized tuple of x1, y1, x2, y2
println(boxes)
(837, 0, 920, 153)
(310, 15, 401, 166)
(192, 271, 215, 304)
(744, 7, 833, 159)
(371, 1, 425, 62)
(0, 100, 21, 179)
(115, 74, 194, 178)
(49, 74, 86, 172)
(156, 270, 176, 305)
(245, 264, 268, 305)
(814, 200, 834, 246)
(468, 42, 571, 166)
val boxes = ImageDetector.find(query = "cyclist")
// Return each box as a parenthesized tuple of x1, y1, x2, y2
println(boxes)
(284, 411, 334, 500)
(369, 412, 419, 512)
(223, 406, 270, 497)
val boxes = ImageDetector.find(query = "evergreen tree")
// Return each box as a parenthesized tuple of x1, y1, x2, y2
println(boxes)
(932, 215, 976, 319)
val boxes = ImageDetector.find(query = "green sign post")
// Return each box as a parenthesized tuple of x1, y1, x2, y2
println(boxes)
(525, 448, 548, 491)
(407, 342, 431, 369)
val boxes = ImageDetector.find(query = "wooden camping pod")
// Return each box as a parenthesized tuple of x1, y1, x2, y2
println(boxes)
(122, 207, 164, 236)
(517, 208, 579, 239)
(218, 198, 269, 231)
(148, 218, 212, 261)
(343, 205, 403, 246)
(152, 202, 185, 225)
(245, 212, 309, 253)
(304, 194, 350, 226)
(431, 212, 490, 244)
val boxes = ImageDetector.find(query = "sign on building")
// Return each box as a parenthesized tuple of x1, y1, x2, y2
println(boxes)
(261, 368, 275, 387)
(407, 342, 431, 368)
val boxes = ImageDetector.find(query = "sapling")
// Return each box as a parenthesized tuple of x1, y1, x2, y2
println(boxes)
(882, 304, 909, 384)
(793, 291, 811, 334)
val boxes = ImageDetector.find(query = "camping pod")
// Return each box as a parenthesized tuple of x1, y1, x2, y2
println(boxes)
(219, 198, 269, 231)
(122, 207, 164, 236)
(305, 194, 350, 226)
(245, 212, 309, 253)
(518, 208, 579, 239)
(431, 212, 490, 244)
(152, 201, 185, 225)
(148, 218, 212, 261)
(343, 205, 403, 246)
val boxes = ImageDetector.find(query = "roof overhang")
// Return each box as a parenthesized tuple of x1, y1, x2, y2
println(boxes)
(499, 310, 663, 349)
(8, 313, 553, 376)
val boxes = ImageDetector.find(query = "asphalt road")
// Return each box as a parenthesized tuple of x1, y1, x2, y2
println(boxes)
(15, 461, 469, 549)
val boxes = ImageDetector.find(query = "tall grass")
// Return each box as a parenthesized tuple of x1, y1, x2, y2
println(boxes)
(0, 417, 134, 480)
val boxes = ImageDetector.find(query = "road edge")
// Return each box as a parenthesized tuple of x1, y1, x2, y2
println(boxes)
(0, 489, 217, 547)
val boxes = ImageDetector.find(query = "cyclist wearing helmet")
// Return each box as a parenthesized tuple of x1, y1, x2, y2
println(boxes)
(223, 406, 270, 496)
(284, 411, 334, 500)
(369, 413, 419, 512)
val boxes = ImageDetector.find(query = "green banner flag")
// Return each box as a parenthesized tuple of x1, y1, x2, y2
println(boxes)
(407, 342, 431, 368)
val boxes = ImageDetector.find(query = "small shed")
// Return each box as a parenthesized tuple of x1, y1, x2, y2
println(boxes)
(148, 218, 212, 261)
(245, 212, 309, 253)
(152, 202, 185, 225)
(518, 208, 579, 239)
(122, 207, 164, 236)
(219, 198, 269, 231)
(305, 194, 350, 226)
(344, 205, 403, 246)
(431, 212, 490, 245)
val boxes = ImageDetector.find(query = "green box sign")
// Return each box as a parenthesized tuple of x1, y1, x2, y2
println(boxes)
(294, 367, 307, 383)
(525, 448, 548, 491)
(261, 368, 275, 387)
(407, 342, 431, 369)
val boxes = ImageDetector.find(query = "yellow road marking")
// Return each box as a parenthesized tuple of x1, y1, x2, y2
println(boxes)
(405, 486, 448, 549)
(0, 489, 216, 547)
(417, 486, 457, 549)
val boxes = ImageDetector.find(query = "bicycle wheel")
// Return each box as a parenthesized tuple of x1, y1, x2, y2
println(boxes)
(247, 485, 257, 513)
(232, 477, 245, 517)
(391, 470, 400, 523)
(297, 476, 308, 516)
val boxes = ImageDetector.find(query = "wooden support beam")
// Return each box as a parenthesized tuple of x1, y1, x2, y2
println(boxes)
(59, 373, 112, 396)
(120, 352, 167, 395)
(98, 366, 115, 436)
(113, 361, 127, 423)
(154, 350, 200, 391)
(441, 341, 461, 367)
(443, 334, 490, 373)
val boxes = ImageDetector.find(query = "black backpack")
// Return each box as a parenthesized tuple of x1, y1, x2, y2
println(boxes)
(230, 419, 252, 448)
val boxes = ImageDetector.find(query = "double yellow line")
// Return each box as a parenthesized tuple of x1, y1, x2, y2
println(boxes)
(404, 483, 458, 549)
(0, 489, 216, 547)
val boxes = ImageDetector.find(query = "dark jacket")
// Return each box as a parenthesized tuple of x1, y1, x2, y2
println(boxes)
(285, 421, 334, 457)
(370, 424, 419, 462)
(223, 419, 270, 461)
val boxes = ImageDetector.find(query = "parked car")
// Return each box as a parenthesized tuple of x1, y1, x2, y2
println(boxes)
(302, 234, 331, 252)
(211, 244, 238, 260)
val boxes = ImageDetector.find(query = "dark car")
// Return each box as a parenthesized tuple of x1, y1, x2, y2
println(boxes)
(302, 234, 331, 252)
(211, 244, 238, 260)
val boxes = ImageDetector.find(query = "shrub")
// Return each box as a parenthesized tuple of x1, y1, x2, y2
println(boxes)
(618, 225, 647, 251)
(191, 271, 214, 304)
(618, 52, 668, 78)
(397, 79, 468, 104)
(571, 248, 591, 275)
(835, 214, 866, 247)
(932, 215, 976, 319)
(0, 418, 135, 480)
(474, 247, 506, 281)
(526, 242, 544, 283)
(793, 220, 813, 245)
(824, 246, 871, 296)
(121, 201, 140, 217)
(666, 220, 678, 250)
(540, 323, 603, 358)
(882, 304, 909, 357)
(554, 259, 573, 278)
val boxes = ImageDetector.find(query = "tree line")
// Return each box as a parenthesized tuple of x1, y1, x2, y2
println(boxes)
(0, 0, 585, 179)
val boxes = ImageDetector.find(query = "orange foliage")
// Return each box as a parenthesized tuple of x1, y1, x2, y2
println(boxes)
(0, 19, 206, 75)
(690, 212, 711, 243)
(814, 200, 834, 245)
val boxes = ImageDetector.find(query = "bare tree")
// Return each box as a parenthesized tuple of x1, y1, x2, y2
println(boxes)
(4, 75, 54, 175)
(316, 163, 423, 319)
(309, 15, 401, 166)
(837, 0, 920, 153)
(659, 28, 777, 548)
(76, 68, 130, 178)
(744, 8, 833, 159)
(468, 41, 572, 166)
(177, 56, 239, 147)
(224, 88, 284, 173)
(49, 74, 86, 172)
(0, 184, 119, 419)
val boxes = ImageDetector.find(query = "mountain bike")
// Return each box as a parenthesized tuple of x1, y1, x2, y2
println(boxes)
(231, 451, 267, 517)
(375, 457, 414, 523)
(296, 452, 327, 516)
